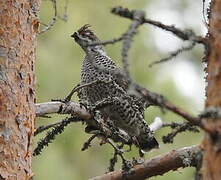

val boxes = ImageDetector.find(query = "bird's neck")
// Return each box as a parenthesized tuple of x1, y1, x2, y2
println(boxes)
(85, 45, 105, 55)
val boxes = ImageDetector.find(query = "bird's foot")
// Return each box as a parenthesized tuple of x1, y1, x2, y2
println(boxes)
(79, 100, 91, 110)
(132, 157, 145, 166)
(122, 160, 134, 178)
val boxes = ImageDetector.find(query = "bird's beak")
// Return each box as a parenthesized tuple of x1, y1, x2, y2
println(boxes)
(71, 32, 78, 40)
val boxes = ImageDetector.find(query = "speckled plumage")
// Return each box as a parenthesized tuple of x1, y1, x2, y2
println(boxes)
(71, 25, 158, 151)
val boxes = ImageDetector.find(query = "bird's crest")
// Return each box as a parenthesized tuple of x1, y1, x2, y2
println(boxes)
(77, 24, 98, 41)
(78, 24, 92, 33)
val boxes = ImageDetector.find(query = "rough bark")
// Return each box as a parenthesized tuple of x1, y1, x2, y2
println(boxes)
(0, 0, 40, 179)
(201, 0, 221, 179)
(90, 146, 201, 180)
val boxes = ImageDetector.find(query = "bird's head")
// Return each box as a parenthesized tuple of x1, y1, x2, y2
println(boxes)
(71, 24, 103, 53)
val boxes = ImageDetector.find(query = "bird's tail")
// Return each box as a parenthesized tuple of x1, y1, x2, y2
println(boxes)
(137, 136, 159, 152)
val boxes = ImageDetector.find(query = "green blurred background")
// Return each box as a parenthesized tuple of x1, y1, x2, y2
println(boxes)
(34, 0, 206, 179)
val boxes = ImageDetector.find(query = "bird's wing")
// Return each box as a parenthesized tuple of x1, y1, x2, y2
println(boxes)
(89, 54, 130, 91)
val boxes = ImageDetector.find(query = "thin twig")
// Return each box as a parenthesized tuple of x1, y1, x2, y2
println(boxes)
(149, 42, 196, 67)
(58, 0, 68, 21)
(64, 80, 112, 102)
(33, 116, 81, 156)
(106, 139, 133, 175)
(34, 122, 62, 136)
(34, 117, 83, 136)
(108, 151, 118, 172)
(39, 0, 69, 34)
(162, 122, 200, 144)
(81, 134, 101, 151)
(39, 0, 57, 34)
(87, 37, 124, 47)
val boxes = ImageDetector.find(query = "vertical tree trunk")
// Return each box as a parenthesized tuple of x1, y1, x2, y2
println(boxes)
(201, 0, 221, 179)
(0, 0, 40, 179)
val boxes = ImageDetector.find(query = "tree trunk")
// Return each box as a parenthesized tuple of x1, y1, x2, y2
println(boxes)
(0, 0, 40, 179)
(201, 0, 221, 179)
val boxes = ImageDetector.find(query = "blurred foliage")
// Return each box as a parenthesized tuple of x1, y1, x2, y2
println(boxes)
(34, 0, 205, 179)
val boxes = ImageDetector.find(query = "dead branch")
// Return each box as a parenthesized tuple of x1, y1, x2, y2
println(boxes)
(35, 101, 133, 148)
(149, 42, 196, 67)
(57, 0, 68, 21)
(111, 6, 206, 45)
(87, 37, 124, 47)
(39, 0, 57, 34)
(133, 83, 202, 126)
(35, 101, 91, 120)
(33, 116, 81, 156)
(89, 145, 201, 180)
(39, 0, 69, 34)
(35, 96, 200, 128)
(199, 106, 221, 119)
(35, 87, 202, 128)
(162, 122, 200, 143)
(34, 121, 63, 136)
(121, 10, 145, 78)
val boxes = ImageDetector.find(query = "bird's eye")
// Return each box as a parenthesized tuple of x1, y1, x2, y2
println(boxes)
(84, 32, 90, 36)
(80, 31, 90, 37)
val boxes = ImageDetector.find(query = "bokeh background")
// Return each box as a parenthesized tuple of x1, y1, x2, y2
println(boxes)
(34, 0, 207, 179)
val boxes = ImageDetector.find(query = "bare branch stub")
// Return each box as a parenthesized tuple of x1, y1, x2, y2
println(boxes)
(199, 107, 221, 119)
(35, 101, 92, 119)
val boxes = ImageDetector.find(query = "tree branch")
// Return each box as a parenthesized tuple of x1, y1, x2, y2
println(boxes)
(121, 10, 145, 79)
(89, 145, 201, 180)
(87, 36, 124, 47)
(35, 101, 91, 120)
(149, 42, 196, 67)
(35, 97, 201, 128)
(133, 83, 202, 126)
(35, 85, 202, 129)
(39, 0, 57, 34)
(111, 6, 206, 45)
